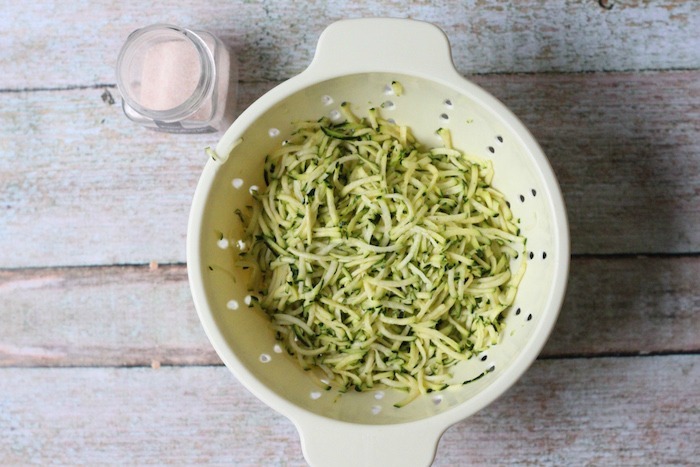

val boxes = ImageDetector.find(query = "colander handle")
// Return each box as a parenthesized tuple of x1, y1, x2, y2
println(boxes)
(306, 18, 462, 80)
(296, 418, 445, 467)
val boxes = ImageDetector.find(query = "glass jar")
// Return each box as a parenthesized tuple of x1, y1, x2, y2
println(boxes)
(116, 24, 237, 133)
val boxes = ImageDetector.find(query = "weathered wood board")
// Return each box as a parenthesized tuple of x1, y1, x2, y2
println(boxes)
(1, 71, 698, 269)
(1, 1, 698, 465)
(0, 356, 697, 465)
(1, 256, 697, 367)
(1, 1, 699, 90)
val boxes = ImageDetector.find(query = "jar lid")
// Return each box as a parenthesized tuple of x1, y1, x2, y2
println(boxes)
(116, 24, 215, 122)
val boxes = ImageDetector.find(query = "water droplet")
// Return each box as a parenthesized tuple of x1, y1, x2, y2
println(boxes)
(273, 344, 283, 353)
(232, 178, 244, 189)
(226, 300, 239, 310)
(310, 391, 322, 400)
(268, 128, 280, 137)
(244, 295, 253, 306)
(217, 238, 229, 249)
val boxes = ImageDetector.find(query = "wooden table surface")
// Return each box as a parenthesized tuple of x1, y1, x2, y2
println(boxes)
(1, 1, 699, 465)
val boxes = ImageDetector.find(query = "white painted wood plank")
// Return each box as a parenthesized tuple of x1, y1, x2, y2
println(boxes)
(1, 71, 698, 268)
(0, 0, 698, 90)
(0, 356, 697, 465)
(1, 257, 697, 367)
(0, 265, 218, 367)
(476, 71, 700, 256)
(541, 255, 700, 357)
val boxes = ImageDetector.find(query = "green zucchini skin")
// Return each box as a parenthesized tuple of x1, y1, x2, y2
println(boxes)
(235, 107, 526, 406)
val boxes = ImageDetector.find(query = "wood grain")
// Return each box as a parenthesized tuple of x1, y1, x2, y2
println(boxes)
(1, 0, 699, 90)
(0, 2, 697, 465)
(1, 71, 698, 269)
(1, 256, 697, 367)
(1, 356, 697, 465)
(0, 265, 218, 367)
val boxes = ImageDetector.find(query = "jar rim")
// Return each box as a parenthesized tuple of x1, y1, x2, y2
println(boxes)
(116, 24, 215, 121)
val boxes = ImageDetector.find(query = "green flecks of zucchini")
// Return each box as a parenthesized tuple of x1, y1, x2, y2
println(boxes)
(321, 126, 362, 141)
(234, 104, 526, 407)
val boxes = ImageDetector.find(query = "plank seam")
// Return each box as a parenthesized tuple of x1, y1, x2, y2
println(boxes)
(2, 252, 699, 273)
(1, 68, 699, 94)
(2, 351, 698, 370)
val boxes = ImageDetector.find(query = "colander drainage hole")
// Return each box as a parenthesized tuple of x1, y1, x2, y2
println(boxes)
(237, 239, 247, 251)
(374, 391, 385, 400)
(226, 299, 239, 310)
(432, 395, 443, 405)
(531, 188, 537, 197)
(273, 344, 283, 354)
(310, 391, 322, 400)
(249, 185, 259, 195)
(527, 314, 533, 321)
(322, 95, 334, 105)
(268, 128, 280, 138)
(329, 109, 342, 122)
(259, 353, 271, 363)
(515, 307, 521, 316)
(519, 194, 525, 202)
(443, 99, 453, 109)
(529, 252, 535, 260)
(496, 135, 504, 143)
(232, 178, 244, 189)
(543, 251, 548, 260)
(480, 354, 488, 361)
(217, 238, 229, 249)
(371, 405, 382, 415)
(488, 146, 495, 154)
(440, 113, 449, 121)
(381, 100, 395, 110)
(244, 295, 254, 307)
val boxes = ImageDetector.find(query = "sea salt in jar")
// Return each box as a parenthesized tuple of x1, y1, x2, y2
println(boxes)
(116, 24, 237, 133)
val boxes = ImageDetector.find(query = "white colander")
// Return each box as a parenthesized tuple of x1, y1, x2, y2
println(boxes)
(187, 18, 569, 467)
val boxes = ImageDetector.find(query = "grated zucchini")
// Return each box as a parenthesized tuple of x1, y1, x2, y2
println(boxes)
(236, 105, 526, 406)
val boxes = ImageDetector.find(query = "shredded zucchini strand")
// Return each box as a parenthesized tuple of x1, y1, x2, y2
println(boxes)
(236, 108, 526, 405)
